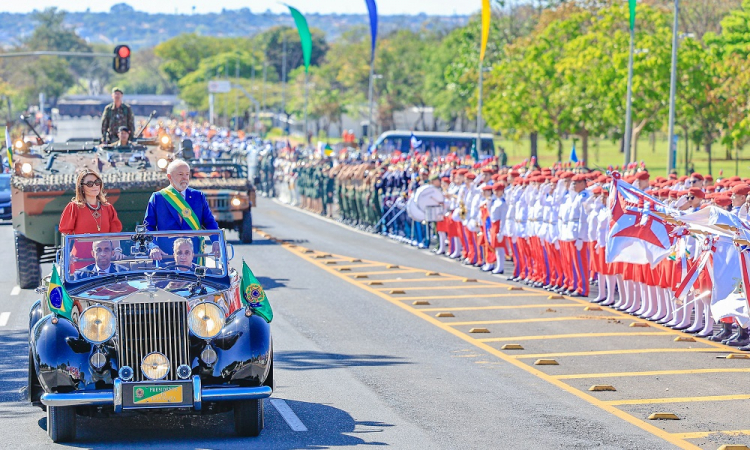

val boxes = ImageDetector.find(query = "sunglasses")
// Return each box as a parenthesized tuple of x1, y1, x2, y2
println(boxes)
(686, 196, 695, 201)
(81, 179, 102, 188)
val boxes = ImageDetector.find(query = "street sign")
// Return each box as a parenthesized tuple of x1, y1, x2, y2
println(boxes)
(208, 80, 231, 93)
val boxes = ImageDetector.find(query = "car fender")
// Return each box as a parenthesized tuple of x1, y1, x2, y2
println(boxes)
(210, 311, 271, 385)
(28, 299, 45, 337)
(30, 314, 93, 393)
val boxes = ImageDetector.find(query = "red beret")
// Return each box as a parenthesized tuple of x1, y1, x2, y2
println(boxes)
(679, 175, 688, 181)
(441, 177, 450, 183)
(592, 186, 603, 195)
(509, 170, 520, 177)
(705, 174, 714, 181)
(688, 187, 705, 199)
(635, 171, 650, 180)
(731, 184, 750, 196)
(706, 186, 716, 193)
(465, 172, 476, 180)
(560, 171, 574, 180)
(729, 176, 742, 182)
(572, 174, 587, 182)
(457, 169, 469, 175)
(493, 182, 506, 191)
(668, 190, 680, 199)
(498, 174, 509, 181)
(482, 185, 494, 191)
(714, 195, 731, 207)
(482, 167, 494, 174)
(691, 173, 704, 181)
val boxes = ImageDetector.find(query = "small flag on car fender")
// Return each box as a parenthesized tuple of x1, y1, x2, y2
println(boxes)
(48, 265, 73, 320)
(240, 260, 273, 323)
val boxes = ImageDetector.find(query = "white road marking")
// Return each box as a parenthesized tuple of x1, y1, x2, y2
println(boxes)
(10, 286, 20, 296)
(270, 398, 308, 431)
(0, 312, 10, 326)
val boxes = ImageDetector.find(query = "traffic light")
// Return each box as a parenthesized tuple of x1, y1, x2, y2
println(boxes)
(113, 45, 130, 74)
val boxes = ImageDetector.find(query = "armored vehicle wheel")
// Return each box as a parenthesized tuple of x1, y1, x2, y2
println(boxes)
(239, 211, 253, 244)
(47, 405, 76, 442)
(15, 231, 41, 289)
(234, 399, 264, 437)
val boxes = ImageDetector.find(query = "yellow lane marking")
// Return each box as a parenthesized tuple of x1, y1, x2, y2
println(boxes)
(478, 331, 673, 343)
(672, 430, 750, 439)
(607, 394, 750, 406)
(447, 316, 623, 326)
(418, 304, 581, 312)
(396, 293, 544, 301)
(375, 284, 506, 292)
(332, 263, 387, 269)
(278, 242, 701, 449)
(556, 368, 750, 380)
(514, 348, 722, 359)
(358, 276, 465, 283)
(346, 269, 424, 276)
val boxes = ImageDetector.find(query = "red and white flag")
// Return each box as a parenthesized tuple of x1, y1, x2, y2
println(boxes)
(605, 172, 676, 265)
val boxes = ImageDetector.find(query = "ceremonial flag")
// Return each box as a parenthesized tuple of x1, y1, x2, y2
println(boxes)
(287, 6, 312, 73)
(569, 144, 578, 163)
(410, 132, 422, 150)
(605, 172, 675, 265)
(365, 0, 378, 62)
(240, 260, 273, 323)
(4, 126, 11, 170)
(480, 0, 491, 62)
(324, 143, 333, 157)
(629, 0, 637, 31)
(48, 265, 73, 320)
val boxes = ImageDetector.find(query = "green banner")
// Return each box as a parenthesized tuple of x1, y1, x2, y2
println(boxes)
(629, 0, 636, 31)
(241, 260, 273, 323)
(288, 6, 312, 73)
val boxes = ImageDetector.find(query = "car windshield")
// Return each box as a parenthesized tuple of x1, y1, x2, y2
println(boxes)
(63, 230, 228, 283)
(191, 164, 242, 179)
(0, 176, 9, 191)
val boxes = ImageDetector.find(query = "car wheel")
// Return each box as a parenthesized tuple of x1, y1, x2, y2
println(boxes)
(239, 211, 253, 244)
(15, 231, 41, 289)
(234, 399, 264, 437)
(28, 349, 44, 409)
(47, 405, 76, 443)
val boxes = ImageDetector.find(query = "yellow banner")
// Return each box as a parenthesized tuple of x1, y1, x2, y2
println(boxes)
(480, 0, 491, 62)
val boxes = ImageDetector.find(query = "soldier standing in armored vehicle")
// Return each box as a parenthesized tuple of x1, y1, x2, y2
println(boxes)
(101, 87, 135, 144)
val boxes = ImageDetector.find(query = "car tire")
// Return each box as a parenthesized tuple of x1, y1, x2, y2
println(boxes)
(239, 211, 253, 244)
(234, 399, 264, 437)
(47, 405, 76, 443)
(15, 231, 41, 289)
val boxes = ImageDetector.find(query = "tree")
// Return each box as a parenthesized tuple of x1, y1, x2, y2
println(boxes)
(253, 26, 329, 82)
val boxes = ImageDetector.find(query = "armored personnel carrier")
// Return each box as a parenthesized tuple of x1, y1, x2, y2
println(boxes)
(11, 135, 176, 288)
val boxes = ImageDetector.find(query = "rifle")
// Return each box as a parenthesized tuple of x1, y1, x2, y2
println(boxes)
(135, 110, 157, 139)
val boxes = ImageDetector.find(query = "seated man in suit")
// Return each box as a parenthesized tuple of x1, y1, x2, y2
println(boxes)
(151, 238, 222, 275)
(74, 240, 128, 280)
(144, 159, 221, 261)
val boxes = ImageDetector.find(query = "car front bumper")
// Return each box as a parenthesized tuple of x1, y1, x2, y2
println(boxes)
(40, 376, 272, 412)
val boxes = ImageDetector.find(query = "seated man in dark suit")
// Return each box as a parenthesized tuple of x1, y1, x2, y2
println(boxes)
(74, 240, 128, 280)
(151, 237, 221, 275)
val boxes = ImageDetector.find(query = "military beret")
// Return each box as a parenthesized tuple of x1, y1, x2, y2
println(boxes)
(714, 195, 732, 207)
(706, 185, 716, 192)
(731, 184, 750, 196)
(691, 173, 704, 181)
(635, 171, 650, 180)
(441, 177, 450, 183)
(668, 190, 680, 199)
(560, 171, 574, 179)
(705, 174, 714, 181)
(729, 176, 742, 182)
(482, 167, 494, 174)
(572, 174, 587, 182)
(688, 187, 705, 199)
(465, 172, 476, 180)
(457, 169, 469, 175)
(509, 170, 520, 177)
(493, 182, 506, 191)
(679, 175, 688, 182)
(592, 186, 603, 195)
(482, 185, 494, 191)
(112, 87, 123, 94)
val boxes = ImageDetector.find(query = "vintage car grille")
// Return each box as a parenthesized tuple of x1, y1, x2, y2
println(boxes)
(117, 300, 190, 382)
(207, 196, 228, 209)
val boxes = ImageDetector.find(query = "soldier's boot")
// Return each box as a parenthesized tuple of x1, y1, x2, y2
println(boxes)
(492, 249, 505, 274)
(646, 287, 667, 321)
(685, 298, 707, 333)
(708, 321, 733, 342)
(657, 297, 679, 325)
(639, 285, 659, 318)
(634, 284, 653, 316)
(625, 282, 644, 314)
(591, 273, 607, 303)
(615, 280, 634, 311)
(671, 294, 694, 330)
(600, 275, 618, 306)
(434, 232, 447, 255)
(724, 326, 750, 347)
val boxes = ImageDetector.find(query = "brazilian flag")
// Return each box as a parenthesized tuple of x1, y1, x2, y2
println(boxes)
(240, 260, 273, 323)
(48, 265, 73, 320)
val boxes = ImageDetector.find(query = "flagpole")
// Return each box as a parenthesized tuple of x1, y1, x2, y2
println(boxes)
(476, 58, 483, 161)
(623, 25, 635, 167)
(304, 70, 309, 142)
(368, 62, 374, 148)
(666, 0, 679, 175)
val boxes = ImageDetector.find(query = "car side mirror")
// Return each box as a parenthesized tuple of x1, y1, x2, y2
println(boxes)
(226, 243, 235, 261)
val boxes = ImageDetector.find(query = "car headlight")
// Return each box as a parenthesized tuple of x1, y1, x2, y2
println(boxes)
(21, 163, 32, 174)
(231, 197, 242, 207)
(141, 352, 170, 380)
(79, 305, 116, 344)
(160, 135, 171, 146)
(157, 158, 168, 169)
(188, 302, 225, 339)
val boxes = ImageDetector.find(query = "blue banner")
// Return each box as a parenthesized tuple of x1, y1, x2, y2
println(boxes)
(365, 0, 378, 62)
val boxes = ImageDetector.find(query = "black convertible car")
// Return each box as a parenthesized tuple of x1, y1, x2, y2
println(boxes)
(28, 228, 273, 442)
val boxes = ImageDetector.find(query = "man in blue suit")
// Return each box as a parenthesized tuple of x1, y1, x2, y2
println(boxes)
(74, 240, 128, 280)
(145, 159, 221, 260)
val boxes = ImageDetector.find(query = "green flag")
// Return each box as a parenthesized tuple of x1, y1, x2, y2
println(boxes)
(48, 265, 74, 320)
(287, 5, 312, 73)
(628, 0, 636, 31)
(240, 260, 273, 323)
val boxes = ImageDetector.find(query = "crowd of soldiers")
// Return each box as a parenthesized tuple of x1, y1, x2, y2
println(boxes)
(269, 145, 750, 349)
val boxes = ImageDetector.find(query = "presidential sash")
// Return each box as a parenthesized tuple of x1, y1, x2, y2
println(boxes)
(160, 186, 201, 230)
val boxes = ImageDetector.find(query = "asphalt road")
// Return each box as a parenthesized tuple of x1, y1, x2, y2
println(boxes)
(2, 119, 748, 448)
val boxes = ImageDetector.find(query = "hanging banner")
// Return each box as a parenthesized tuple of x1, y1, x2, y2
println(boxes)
(365, 0, 378, 62)
(480, 0, 491, 62)
(287, 5, 312, 73)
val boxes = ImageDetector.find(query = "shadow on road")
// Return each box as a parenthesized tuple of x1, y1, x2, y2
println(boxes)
(275, 351, 410, 371)
(256, 276, 289, 290)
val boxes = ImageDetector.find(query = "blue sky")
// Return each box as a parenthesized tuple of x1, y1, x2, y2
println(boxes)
(6, 1, 479, 15)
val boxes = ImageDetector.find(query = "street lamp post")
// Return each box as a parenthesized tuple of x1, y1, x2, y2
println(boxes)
(666, 0, 679, 175)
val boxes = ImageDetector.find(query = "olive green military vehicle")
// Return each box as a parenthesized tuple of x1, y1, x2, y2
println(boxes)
(186, 153, 255, 244)
(11, 136, 176, 288)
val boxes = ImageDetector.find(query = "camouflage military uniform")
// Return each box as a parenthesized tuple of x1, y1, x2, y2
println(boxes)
(101, 103, 135, 143)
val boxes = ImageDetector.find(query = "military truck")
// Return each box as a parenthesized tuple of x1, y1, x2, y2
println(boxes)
(188, 158, 255, 244)
(12, 136, 175, 288)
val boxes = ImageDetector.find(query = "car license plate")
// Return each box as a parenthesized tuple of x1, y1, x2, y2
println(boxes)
(132, 384, 183, 405)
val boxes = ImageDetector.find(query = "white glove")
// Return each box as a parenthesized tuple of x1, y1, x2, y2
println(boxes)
(575, 239, 583, 251)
